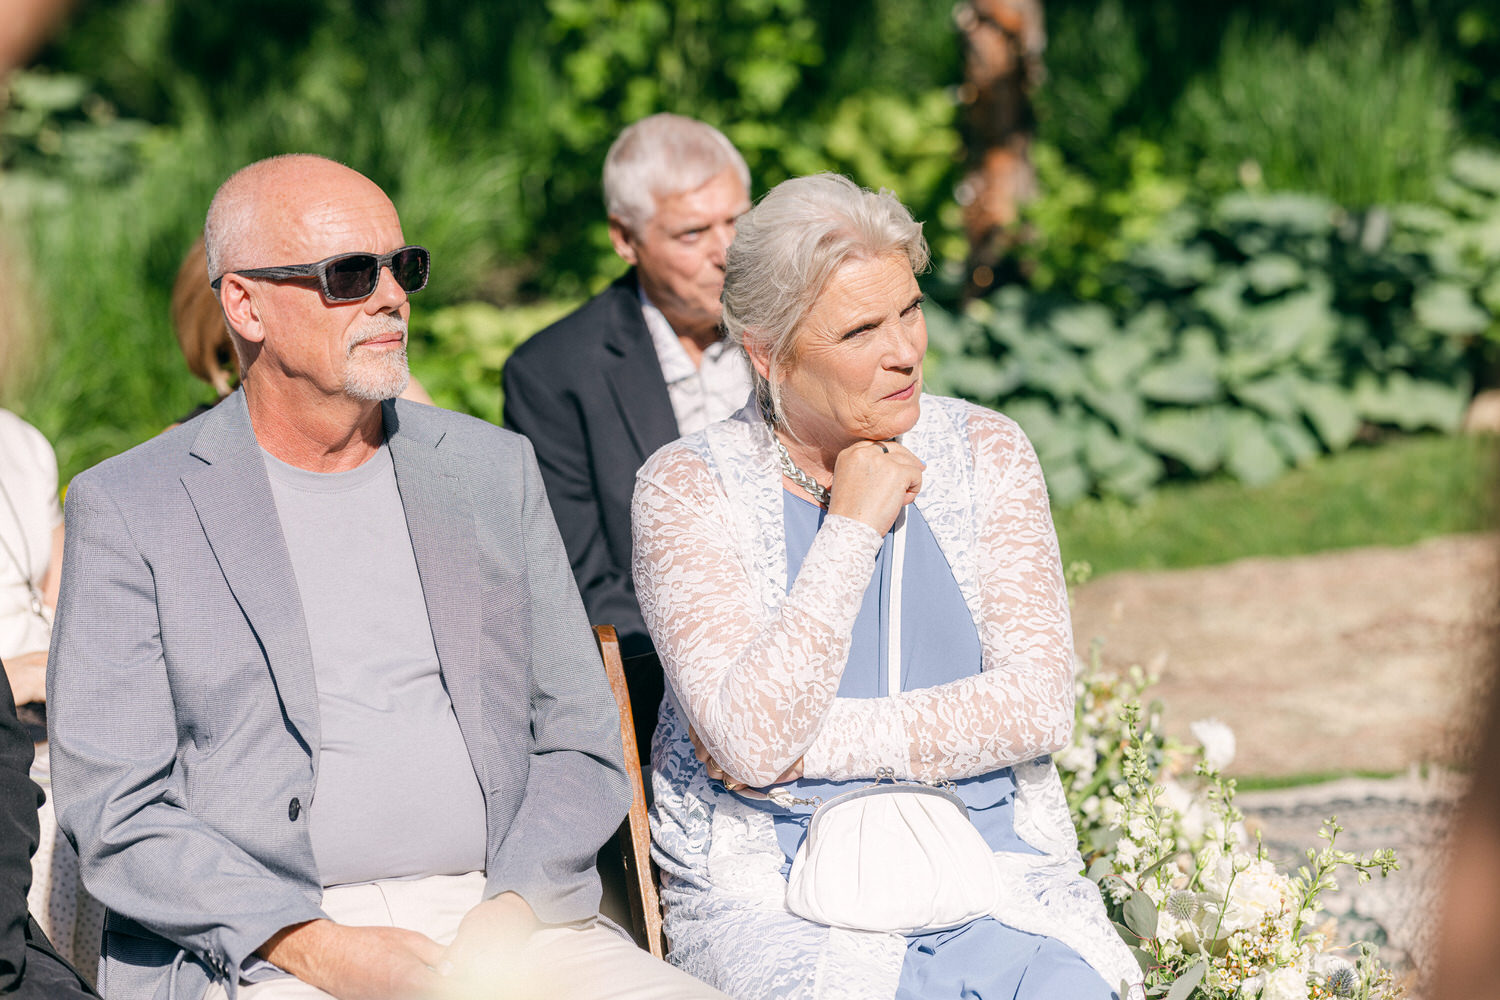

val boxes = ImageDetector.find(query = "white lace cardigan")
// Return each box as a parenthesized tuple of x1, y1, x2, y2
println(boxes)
(632, 395, 1143, 999)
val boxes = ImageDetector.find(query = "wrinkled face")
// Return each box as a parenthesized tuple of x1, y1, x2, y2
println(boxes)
(613, 167, 750, 336)
(240, 171, 412, 402)
(778, 253, 926, 451)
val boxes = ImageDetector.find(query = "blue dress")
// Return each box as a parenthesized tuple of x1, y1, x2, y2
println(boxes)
(772, 493, 1115, 1000)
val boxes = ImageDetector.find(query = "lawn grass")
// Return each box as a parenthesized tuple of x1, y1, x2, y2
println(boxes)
(1053, 432, 1497, 578)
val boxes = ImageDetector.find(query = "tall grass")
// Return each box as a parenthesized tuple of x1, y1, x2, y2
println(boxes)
(1170, 11, 1456, 207)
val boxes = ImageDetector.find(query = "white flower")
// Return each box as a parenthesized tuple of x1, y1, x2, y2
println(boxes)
(1198, 848, 1291, 937)
(1057, 742, 1098, 782)
(1191, 718, 1237, 771)
(1115, 837, 1143, 868)
(1238, 966, 1309, 1000)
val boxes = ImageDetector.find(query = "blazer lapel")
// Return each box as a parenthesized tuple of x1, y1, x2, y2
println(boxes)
(382, 401, 490, 782)
(179, 392, 322, 761)
(601, 273, 679, 459)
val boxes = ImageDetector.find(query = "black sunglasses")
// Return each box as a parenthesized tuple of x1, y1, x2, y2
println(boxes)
(210, 245, 430, 302)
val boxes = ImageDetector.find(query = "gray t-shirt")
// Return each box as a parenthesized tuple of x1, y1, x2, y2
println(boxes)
(263, 444, 487, 887)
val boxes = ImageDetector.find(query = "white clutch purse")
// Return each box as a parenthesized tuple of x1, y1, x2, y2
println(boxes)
(770, 509, 998, 933)
(780, 771, 999, 933)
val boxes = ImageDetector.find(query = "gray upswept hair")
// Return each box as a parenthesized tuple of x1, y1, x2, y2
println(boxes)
(603, 113, 750, 234)
(720, 173, 930, 425)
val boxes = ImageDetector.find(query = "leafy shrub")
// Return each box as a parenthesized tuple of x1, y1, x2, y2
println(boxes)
(926, 151, 1500, 504)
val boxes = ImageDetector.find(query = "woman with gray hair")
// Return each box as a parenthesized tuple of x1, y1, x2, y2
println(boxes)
(632, 173, 1141, 999)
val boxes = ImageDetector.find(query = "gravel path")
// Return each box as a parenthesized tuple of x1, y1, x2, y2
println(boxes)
(1069, 535, 1495, 992)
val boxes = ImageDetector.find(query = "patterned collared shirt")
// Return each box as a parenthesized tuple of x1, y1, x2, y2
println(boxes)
(640, 288, 753, 436)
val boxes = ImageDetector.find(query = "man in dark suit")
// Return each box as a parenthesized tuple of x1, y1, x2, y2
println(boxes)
(503, 115, 752, 747)
(0, 663, 98, 999)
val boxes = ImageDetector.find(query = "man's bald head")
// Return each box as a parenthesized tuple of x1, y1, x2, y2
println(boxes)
(204, 155, 392, 282)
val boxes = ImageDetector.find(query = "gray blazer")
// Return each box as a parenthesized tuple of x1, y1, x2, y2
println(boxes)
(46, 391, 630, 1000)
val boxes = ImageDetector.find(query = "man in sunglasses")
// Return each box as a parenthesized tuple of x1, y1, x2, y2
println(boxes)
(46, 155, 725, 1000)
(502, 115, 752, 758)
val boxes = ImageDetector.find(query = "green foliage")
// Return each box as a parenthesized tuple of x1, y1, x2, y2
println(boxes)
(1169, 10, 1457, 208)
(408, 300, 575, 424)
(537, 0, 963, 292)
(928, 151, 1500, 503)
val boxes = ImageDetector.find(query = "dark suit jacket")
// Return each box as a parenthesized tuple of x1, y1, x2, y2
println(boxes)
(0, 665, 97, 998)
(47, 393, 629, 1000)
(503, 271, 676, 745)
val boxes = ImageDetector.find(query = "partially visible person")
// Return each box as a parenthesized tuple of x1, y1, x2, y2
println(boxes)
(0, 660, 99, 998)
(504, 113, 752, 752)
(632, 174, 1142, 998)
(1428, 629, 1500, 1000)
(0, 409, 106, 981)
(169, 233, 433, 427)
(0, 408, 61, 709)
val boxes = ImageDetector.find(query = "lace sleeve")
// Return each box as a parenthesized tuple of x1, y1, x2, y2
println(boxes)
(800, 412, 1075, 782)
(632, 447, 885, 786)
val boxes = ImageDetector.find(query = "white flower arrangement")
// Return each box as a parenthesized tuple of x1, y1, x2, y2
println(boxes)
(1059, 642, 1403, 1000)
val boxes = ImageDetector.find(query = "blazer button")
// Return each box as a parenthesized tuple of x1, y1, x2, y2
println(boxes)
(288, 797, 301, 821)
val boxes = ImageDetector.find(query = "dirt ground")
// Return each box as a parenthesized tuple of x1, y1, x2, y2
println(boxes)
(1070, 533, 1500, 778)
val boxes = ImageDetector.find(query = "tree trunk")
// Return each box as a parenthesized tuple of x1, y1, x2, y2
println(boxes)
(955, 0, 1045, 299)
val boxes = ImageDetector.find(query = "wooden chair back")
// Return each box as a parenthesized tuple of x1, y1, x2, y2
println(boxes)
(592, 625, 667, 959)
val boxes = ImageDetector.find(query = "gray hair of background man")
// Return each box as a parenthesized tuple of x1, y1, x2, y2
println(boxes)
(720, 172, 929, 425)
(602, 113, 751, 234)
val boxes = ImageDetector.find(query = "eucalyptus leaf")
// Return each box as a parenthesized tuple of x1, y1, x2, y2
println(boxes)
(1122, 890, 1159, 940)
(1164, 960, 1209, 1000)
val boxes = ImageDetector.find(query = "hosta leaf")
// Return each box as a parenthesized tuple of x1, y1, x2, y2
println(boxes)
(1138, 330, 1222, 404)
(1243, 253, 1304, 296)
(1051, 303, 1117, 349)
(1139, 409, 1226, 473)
(1354, 371, 1470, 431)
(1216, 191, 1336, 236)
(1078, 381, 1146, 436)
(1083, 424, 1163, 500)
(1416, 281, 1488, 335)
(1042, 461, 1090, 506)
(1295, 381, 1361, 450)
(1232, 372, 1301, 421)
(1224, 412, 1288, 486)
(1193, 274, 1248, 329)
(1452, 148, 1500, 196)
(1265, 419, 1321, 465)
(935, 356, 1024, 403)
(1131, 242, 1216, 288)
(1415, 281, 1491, 335)
(1087, 336, 1157, 388)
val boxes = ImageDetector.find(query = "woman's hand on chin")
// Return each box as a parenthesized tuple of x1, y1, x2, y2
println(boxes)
(827, 439, 924, 536)
(689, 725, 804, 793)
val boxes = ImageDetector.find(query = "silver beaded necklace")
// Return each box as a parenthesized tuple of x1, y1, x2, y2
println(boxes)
(0, 479, 47, 619)
(773, 434, 832, 506)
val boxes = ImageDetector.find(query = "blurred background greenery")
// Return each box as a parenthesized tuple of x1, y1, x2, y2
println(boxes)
(3, 0, 1498, 551)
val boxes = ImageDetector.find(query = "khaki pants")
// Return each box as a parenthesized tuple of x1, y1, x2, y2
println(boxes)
(205, 873, 724, 1000)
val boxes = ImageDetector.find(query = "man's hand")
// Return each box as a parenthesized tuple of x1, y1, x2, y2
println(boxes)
(688, 726, 804, 793)
(438, 893, 545, 998)
(257, 919, 446, 1000)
